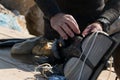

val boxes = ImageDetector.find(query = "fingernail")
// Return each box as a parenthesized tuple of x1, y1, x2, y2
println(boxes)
(82, 34, 85, 37)
(82, 33, 87, 37)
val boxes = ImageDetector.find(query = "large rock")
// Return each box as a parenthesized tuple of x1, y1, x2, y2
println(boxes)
(25, 4, 44, 36)
(0, 0, 35, 15)
(0, 0, 44, 36)
(0, 4, 14, 15)
(0, 4, 29, 34)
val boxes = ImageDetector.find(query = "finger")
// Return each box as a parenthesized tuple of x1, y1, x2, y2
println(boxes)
(91, 27, 103, 33)
(67, 15, 79, 26)
(54, 25, 68, 39)
(60, 23, 74, 38)
(91, 28, 98, 33)
(65, 18, 80, 34)
(82, 27, 92, 37)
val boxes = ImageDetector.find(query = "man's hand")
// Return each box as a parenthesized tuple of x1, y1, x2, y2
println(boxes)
(82, 22, 103, 37)
(50, 13, 80, 39)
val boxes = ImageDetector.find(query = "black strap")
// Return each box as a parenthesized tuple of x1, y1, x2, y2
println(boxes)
(0, 38, 28, 47)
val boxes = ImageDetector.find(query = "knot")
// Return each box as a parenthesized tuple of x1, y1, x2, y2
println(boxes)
(35, 63, 53, 78)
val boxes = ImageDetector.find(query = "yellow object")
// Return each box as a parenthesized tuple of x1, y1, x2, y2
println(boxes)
(32, 41, 53, 56)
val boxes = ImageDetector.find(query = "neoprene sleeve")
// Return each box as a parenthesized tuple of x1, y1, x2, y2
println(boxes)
(34, 0, 61, 19)
(34, 0, 120, 25)
(99, 0, 120, 24)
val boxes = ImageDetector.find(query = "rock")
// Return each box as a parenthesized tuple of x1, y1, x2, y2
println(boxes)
(0, 4, 14, 15)
(113, 44, 120, 79)
(17, 15, 29, 34)
(0, 4, 29, 34)
(32, 40, 53, 56)
(112, 31, 120, 79)
(25, 4, 44, 36)
(0, 0, 35, 15)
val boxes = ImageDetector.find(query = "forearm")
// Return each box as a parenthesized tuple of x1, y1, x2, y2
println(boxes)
(101, 0, 120, 23)
(97, 0, 120, 32)
(34, 0, 61, 19)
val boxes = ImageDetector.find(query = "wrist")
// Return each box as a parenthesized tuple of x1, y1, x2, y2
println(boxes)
(97, 18, 110, 32)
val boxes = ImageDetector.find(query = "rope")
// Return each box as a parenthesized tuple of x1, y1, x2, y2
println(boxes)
(35, 63, 53, 78)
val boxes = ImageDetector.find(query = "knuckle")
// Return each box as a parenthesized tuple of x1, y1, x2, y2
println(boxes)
(67, 14, 73, 18)
(66, 14, 73, 18)
(64, 17, 70, 21)
(69, 15, 73, 18)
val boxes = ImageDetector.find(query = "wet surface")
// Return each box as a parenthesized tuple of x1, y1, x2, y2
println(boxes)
(0, 47, 34, 70)
(0, 47, 46, 80)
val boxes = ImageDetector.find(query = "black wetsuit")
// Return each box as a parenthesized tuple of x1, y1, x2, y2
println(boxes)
(35, 0, 120, 40)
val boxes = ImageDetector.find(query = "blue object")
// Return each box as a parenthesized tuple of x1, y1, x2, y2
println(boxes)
(0, 13, 21, 31)
(48, 75, 66, 80)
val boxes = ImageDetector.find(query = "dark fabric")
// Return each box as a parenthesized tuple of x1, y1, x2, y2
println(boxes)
(35, 0, 120, 40)
(43, 17, 60, 40)
(34, 0, 61, 19)
(35, 0, 120, 21)
(99, 0, 120, 24)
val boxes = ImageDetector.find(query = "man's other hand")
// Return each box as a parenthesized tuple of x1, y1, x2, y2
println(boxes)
(82, 22, 103, 37)
(50, 13, 80, 39)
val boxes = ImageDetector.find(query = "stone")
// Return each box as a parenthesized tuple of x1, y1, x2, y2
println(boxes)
(25, 4, 44, 36)
(0, 0, 35, 15)
(0, 4, 29, 34)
